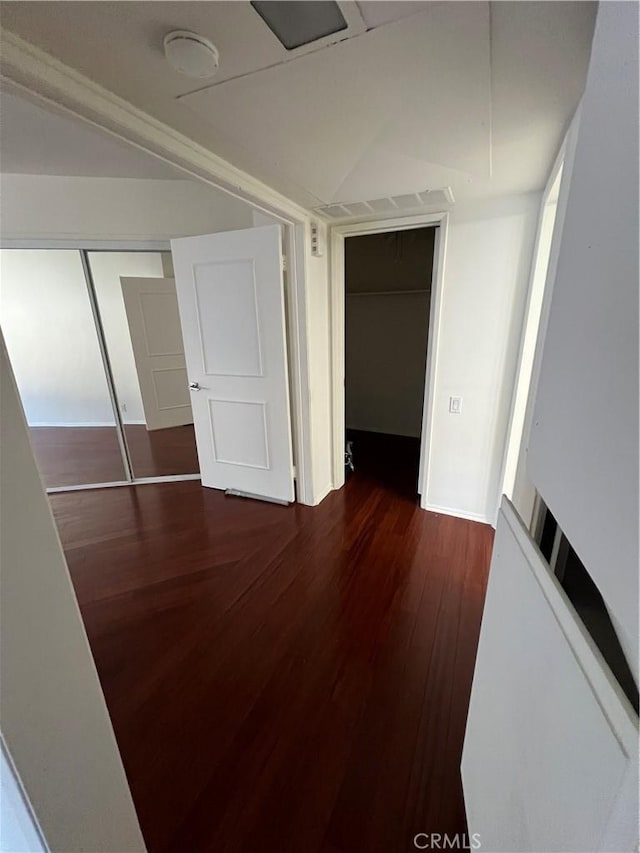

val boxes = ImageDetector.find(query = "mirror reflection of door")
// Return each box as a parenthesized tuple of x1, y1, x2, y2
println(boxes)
(119, 275, 198, 478)
(120, 277, 192, 431)
(89, 251, 200, 480)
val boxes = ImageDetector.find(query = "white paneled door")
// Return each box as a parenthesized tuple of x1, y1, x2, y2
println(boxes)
(120, 276, 194, 431)
(171, 225, 294, 502)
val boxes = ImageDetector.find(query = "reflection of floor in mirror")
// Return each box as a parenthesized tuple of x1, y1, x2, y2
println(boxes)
(29, 424, 199, 488)
(125, 424, 199, 480)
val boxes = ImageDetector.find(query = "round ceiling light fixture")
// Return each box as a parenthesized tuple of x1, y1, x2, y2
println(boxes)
(164, 30, 219, 78)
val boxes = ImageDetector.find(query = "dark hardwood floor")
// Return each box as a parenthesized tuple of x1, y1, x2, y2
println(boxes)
(29, 424, 199, 487)
(50, 435, 493, 853)
(30, 425, 126, 487)
(124, 423, 199, 479)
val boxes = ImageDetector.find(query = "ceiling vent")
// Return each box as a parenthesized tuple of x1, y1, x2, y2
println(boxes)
(314, 188, 454, 221)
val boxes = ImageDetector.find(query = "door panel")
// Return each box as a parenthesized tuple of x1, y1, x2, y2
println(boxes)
(171, 225, 294, 502)
(195, 259, 263, 376)
(120, 276, 193, 431)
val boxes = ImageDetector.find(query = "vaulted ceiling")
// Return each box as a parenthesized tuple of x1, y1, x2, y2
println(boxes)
(0, 1, 596, 210)
(0, 89, 182, 179)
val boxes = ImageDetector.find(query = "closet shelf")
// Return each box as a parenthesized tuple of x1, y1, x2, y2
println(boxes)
(346, 289, 429, 297)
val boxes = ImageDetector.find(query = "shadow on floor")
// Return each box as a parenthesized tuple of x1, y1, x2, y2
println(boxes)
(346, 428, 421, 501)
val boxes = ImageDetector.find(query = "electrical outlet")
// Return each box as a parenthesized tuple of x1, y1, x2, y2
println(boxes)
(449, 396, 462, 414)
(310, 221, 324, 257)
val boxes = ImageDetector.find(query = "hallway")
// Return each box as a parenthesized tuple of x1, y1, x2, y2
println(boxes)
(51, 467, 493, 852)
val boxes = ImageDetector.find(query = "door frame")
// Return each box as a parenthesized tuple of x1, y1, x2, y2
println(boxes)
(329, 211, 449, 507)
(496, 105, 582, 525)
(497, 160, 564, 508)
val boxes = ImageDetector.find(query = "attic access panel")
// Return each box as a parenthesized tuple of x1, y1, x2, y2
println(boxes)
(251, 1, 347, 50)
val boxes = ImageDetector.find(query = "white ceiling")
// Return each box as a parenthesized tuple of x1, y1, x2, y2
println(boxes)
(0, 89, 182, 179)
(0, 1, 597, 208)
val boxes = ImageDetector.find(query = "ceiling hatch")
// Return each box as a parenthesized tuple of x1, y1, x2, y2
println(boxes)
(250, 1, 348, 50)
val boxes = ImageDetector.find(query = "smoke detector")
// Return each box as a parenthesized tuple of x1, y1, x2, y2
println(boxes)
(164, 31, 219, 78)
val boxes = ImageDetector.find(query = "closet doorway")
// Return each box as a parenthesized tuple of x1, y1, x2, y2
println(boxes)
(343, 225, 436, 499)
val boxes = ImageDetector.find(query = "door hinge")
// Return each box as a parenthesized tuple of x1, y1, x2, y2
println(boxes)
(282, 255, 288, 272)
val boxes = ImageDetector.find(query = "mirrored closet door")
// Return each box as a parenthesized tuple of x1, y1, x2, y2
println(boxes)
(0, 247, 200, 492)
(0, 249, 126, 488)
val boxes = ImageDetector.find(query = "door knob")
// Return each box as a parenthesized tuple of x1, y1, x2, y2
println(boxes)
(189, 382, 201, 391)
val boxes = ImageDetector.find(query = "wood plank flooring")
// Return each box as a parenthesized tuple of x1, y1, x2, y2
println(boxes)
(30, 424, 198, 487)
(50, 438, 493, 853)
(124, 423, 198, 479)
(30, 425, 126, 487)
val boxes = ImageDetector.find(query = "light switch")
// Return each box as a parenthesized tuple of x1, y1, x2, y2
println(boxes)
(449, 396, 462, 414)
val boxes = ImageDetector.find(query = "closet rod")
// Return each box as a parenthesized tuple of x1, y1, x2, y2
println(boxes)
(346, 289, 429, 297)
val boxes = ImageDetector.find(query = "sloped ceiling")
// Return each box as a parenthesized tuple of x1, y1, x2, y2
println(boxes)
(0, 1, 597, 209)
(182, 3, 490, 204)
(0, 89, 182, 179)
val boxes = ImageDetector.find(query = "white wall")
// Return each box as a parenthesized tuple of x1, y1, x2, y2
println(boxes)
(463, 499, 639, 853)
(346, 292, 430, 437)
(0, 174, 253, 240)
(0, 248, 117, 426)
(528, 1, 639, 679)
(0, 249, 166, 426)
(0, 333, 145, 851)
(425, 194, 540, 522)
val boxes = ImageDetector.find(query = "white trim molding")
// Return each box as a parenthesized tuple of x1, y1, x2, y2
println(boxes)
(0, 238, 171, 252)
(310, 481, 334, 507)
(329, 211, 449, 513)
(425, 504, 492, 526)
(497, 105, 583, 524)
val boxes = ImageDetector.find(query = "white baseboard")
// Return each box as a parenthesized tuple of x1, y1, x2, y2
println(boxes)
(311, 482, 333, 506)
(28, 420, 147, 428)
(424, 502, 492, 525)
